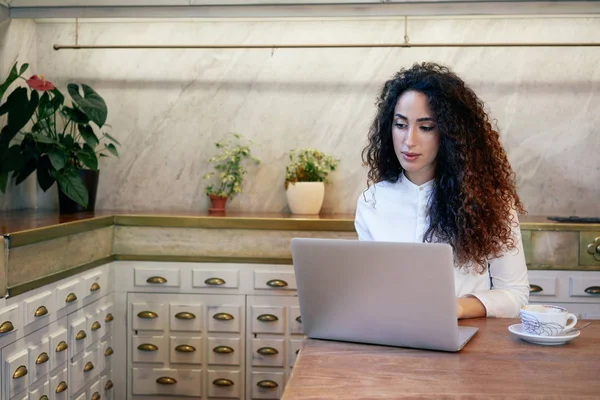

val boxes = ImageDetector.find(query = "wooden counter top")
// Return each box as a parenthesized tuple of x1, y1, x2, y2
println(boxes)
(282, 318, 600, 399)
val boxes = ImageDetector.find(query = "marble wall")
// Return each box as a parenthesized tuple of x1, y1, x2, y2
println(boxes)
(1, 16, 599, 216)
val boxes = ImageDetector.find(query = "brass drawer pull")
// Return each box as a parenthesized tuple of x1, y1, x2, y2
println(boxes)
(266, 279, 288, 288)
(83, 361, 94, 372)
(36, 352, 49, 364)
(65, 293, 78, 303)
(296, 349, 300, 355)
(76, 330, 87, 340)
(0, 321, 14, 334)
(91, 392, 101, 400)
(257, 347, 279, 356)
(40, 396, 49, 400)
(35, 306, 49, 317)
(584, 286, 600, 295)
(146, 276, 167, 284)
(175, 344, 196, 353)
(213, 378, 234, 387)
(105, 347, 114, 356)
(257, 314, 279, 322)
(56, 341, 68, 352)
(529, 284, 543, 293)
(55, 381, 68, 393)
(137, 311, 158, 319)
(13, 365, 28, 379)
(156, 376, 177, 385)
(257, 380, 278, 389)
(105, 313, 114, 322)
(296, 316, 302, 323)
(175, 312, 196, 320)
(91, 321, 102, 331)
(138, 343, 158, 352)
(213, 312, 234, 321)
(213, 345, 234, 354)
(205, 277, 226, 286)
(105, 380, 114, 390)
(90, 282, 101, 292)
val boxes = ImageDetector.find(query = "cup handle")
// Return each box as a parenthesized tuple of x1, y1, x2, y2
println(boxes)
(564, 313, 578, 331)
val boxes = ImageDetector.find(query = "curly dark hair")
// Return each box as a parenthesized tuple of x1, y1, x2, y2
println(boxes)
(362, 62, 525, 273)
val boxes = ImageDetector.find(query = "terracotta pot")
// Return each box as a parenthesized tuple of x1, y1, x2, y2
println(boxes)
(208, 194, 228, 216)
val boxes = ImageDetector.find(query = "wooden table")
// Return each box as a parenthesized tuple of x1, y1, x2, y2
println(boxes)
(282, 318, 600, 399)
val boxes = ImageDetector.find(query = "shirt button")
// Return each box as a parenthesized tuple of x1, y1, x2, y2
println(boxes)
(419, 187, 423, 191)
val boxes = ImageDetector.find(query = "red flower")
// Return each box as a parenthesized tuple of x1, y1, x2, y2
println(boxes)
(26, 74, 55, 91)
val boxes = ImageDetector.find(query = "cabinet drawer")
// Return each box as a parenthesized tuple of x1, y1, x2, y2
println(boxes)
(133, 336, 167, 364)
(251, 338, 284, 367)
(132, 368, 202, 397)
(49, 329, 68, 373)
(207, 369, 242, 399)
(170, 336, 202, 365)
(135, 267, 181, 288)
(89, 378, 101, 400)
(208, 337, 241, 366)
(82, 271, 106, 300)
(289, 306, 303, 334)
(207, 305, 241, 333)
(69, 317, 88, 357)
(13, 392, 28, 400)
(570, 276, 600, 298)
(289, 339, 303, 367)
(55, 279, 81, 312)
(29, 379, 50, 400)
(87, 311, 104, 349)
(254, 271, 296, 290)
(28, 339, 51, 385)
(0, 305, 20, 346)
(100, 303, 114, 338)
(73, 391, 86, 400)
(192, 269, 239, 289)
(70, 350, 98, 395)
(49, 367, 68, 400)
(132, 302, 167, 331)
(580, 232, 600, 266)
(3, 349, 29, 400)
(251, 371, 285, 400)
(23, 291, 53, 326)
(170, 304, 203, 332)
(100, 338, 114, 373)
(529, 277, 558, 296)
(101, 372, 114, 400)
(251, 306, 285, 334)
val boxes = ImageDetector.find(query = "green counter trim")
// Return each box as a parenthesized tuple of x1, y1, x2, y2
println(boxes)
(114, 254, 293, 265)
(526, 264, 600, 271)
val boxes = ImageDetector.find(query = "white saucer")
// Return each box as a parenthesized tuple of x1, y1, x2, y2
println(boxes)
(508, 323, 580, 346)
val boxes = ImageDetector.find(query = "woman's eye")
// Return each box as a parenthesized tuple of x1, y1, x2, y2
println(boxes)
(420, 126, 435, 132)
(394, 123, 407, 129)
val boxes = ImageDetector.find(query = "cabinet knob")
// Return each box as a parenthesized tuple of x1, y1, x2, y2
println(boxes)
(257, 314, 279, 322)
(40, 396, 49, 400)
(257, 380, 278, 389)
(205, 277, 226, 286)
(137, 343, 159, 352)
(137, 311, 158, 319)
(213, 378, 234, 387)
(65, 293, 78, 303)
(175, 312, 196, 320)
(257, 347, 279, 356)
(91, 321, 102, 331)
(83, 362, 94, 372)
(55, 381, 68, 393)
(156, 377, 177, 385)
(90, 282, 101, 292)
(105, 347, 114, 356)
(56, 341, 68, 352)
(296, 316, 302, 324)
(213, 312, 234, 321)
(175, 344, 196, 353)
(12, 365, 28, 379)
(36, 352, 50, 364)
(584, 286, 600, 295)
(105, 313, 114, 322)
(213, 345, 234, 354)
(91, 392, 101, 400)
(35, 306, 49, 317)
(146, 276, 167, 284)
(266, 279, 288, 288)
(296, 349, 300, 355)
(529, 284, 543, 293)
(76, 330, 87, 340)
(105, 380, 114, 390)
(0, 321, 14, 334)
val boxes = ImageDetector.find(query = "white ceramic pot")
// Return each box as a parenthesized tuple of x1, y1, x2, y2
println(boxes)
(286, 182, 325, 215)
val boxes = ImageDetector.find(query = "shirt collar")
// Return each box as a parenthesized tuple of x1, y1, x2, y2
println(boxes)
(399, 171, 435, 192)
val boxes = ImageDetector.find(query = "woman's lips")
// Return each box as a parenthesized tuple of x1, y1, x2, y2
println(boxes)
(402, 152, 420, 161)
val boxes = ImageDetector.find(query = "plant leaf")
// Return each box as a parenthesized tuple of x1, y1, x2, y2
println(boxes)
(102, 132, 121, 146)
(0, 62, 27, 103)
(61, 105, 89, 125)
(14, 158, 37, 185)
(54, 168, 88, 207)
(78, 124, 99, 149)
(47, 148, 67, 171)
(29, 132, 58, 144)
(0, 145, 26, 173)
(104, 143, 119, 157)
(78, 147, 98, 171)
(36, 155, 55, 191)
(0, 171, 8, 193)
(68, 83, 107, 128)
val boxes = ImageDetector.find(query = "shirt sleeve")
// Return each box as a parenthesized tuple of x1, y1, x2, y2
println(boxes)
(465, 210, 530, 318)
(354, 192, 374, 241)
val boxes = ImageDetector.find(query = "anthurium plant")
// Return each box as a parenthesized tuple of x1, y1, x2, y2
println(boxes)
(0, 61, 120, 207)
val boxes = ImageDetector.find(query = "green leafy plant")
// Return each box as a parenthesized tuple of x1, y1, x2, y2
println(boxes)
(284, 148, 339, 189)
(0, 61, 120, 207)
(203, 133, 260, 199)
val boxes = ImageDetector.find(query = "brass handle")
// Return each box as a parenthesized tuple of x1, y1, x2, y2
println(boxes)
(55, 381, 68, 393)
(213, 345, 234, 354)
(0, 321, 14, 334)
(56, 341, 68, 352)
(36, 352, 50, 364)
(105, 347, 114, 356)
(257, 314, 279, 322)
(213, 378, 234, 387)
(175, 312, 196, 320)
(83, 361, 94, 372)
(91, 392, 101, 400)
(65, 292, 78, 303)
(90, 282, 101, 292)
(35, 306, 49, 317)
(584, 286, 600, 295)
(266, 279, 288, 288)
(105, 313, 114, 322)
(296, 316, 302, 323)
(105, 380, 114, 390)
(296, 349, 300, 355)
(205, 277, 226, 285)
(156, 377, 177, 385)
(257, 347, 279, 356)
(213, 312, 234, 321)
(257, 380, 278, 389)
(76, 330, 87, 340)
(587, 243, 596, 254)
(146, 276, 167, 284)
(91, 321, 102, 331)
(137, 311, 158, 319)
(12, 365, 28, 379)
(40, 396, 49, 400)
(529, 284, 543, 293)
(175, 344, 196, 353)
(137, 343, 158, 351)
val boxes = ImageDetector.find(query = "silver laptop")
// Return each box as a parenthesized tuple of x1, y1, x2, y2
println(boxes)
(290, 238, 478, 352)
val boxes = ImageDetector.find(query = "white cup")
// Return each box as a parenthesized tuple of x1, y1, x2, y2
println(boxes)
(520, 304, 578, 336)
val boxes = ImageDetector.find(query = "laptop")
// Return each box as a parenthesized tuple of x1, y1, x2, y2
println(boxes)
(290, 238, 478, 352)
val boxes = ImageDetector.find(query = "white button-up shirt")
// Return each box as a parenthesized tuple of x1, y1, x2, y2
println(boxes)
(354, 174, 529, 318)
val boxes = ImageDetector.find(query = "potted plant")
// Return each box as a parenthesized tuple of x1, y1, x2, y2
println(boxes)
(203, 133, 260, 216)
(0, 62, 120, 213)
(284, 148, 339, 215)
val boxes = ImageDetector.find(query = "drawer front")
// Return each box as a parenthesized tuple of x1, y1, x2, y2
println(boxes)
(101, 372, 114, 400)
(28, 339, 51, 385)
(208, 337, 241, 366)
(251, 371, 285, 400)
(82, 271, 106, 301)
(207, 305, 241, 333)
(169, 336, 203, 365)
(570, 276, 600, 298)
(192, 269, 239, 289)
(132, 368, 202, 397)
(100, 303, 114, 338)
(87, 311, 104, 349)
(580, 232, 600, 266)
(49, 329, 68, 372)
(254, 271, 297, 290)
(133, 335, 167, 364)
(289, 339, 303, 367)
(70, 350, 98, 395)
(170, 304, 203, 332)
(132, 302, 167, 331)
(529, 276, 558, 296)
(0, 305, 20, 346)
(4, 349, 29, 399)
(29, 379, 50, 399)
(69, 317, 88, 357)
(73, 391, 86, 400)
(251, 338, 284, 367)
(23, 291, 53, 326)
(207, 369, 242, 399)
(55, 279, 81, 312)
(289, 306, 303, 334)
(134, 267, 181, 288)
(251, 306, 285, 334)
(49, 367, 68, 400)
(89, 379, 101, 400)
(100, 338, 114, 373)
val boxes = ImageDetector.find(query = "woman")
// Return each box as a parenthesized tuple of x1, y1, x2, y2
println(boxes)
(355, 62, 529, 319)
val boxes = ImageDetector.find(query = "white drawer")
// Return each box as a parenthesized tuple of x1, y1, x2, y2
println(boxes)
(28, 339, 51, 385)
(251, 372, 284, 400)
(251, 338, 284, 367)
(207, 369, 242, 399)
(169, 336, 202, 365)
(251, 306, 285, 334)
(73, 391, 86, 400)
(100, 338, 114, 373)
(0, 305, 20, 346)
(49, 367, 68, 400)
(289, 306, 303, 334)
(192, 269, 239, 289)
(132, 302, 167, 331)
(89, 378, 101, 400)
(570, 276, 600, 298)
(100, 303, 114, 339)
(70, 350, 98, 395)
(69, 317, 88, 357)
(132, 336, 166, 364)
(134, 267, 181, 288)
(82, 271, 106, 300)
(23, 291, 52, 326)
(207, 305, 241, 333)
(86, 311, 104, 349)
(289, 339, 303, 367)
(169, 304, 203, 332)
(529, 276, 558, 296)
(55, 279, 81, 311)
(49, 328, 69, 373)
(4, 349, 29, 400)
(29, 379, 50, 400)
(13, 392, 28, 400)
(254, 271, 296, 290)
(100, 372, 114, 400)
(208, 337, 241, 366)
(132, 368, 202, 397)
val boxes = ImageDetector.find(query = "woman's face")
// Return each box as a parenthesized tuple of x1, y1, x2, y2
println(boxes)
(391, 90, 440, 185)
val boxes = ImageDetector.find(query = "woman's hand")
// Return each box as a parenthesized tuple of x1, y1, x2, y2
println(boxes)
(456, 296, 487, 319)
